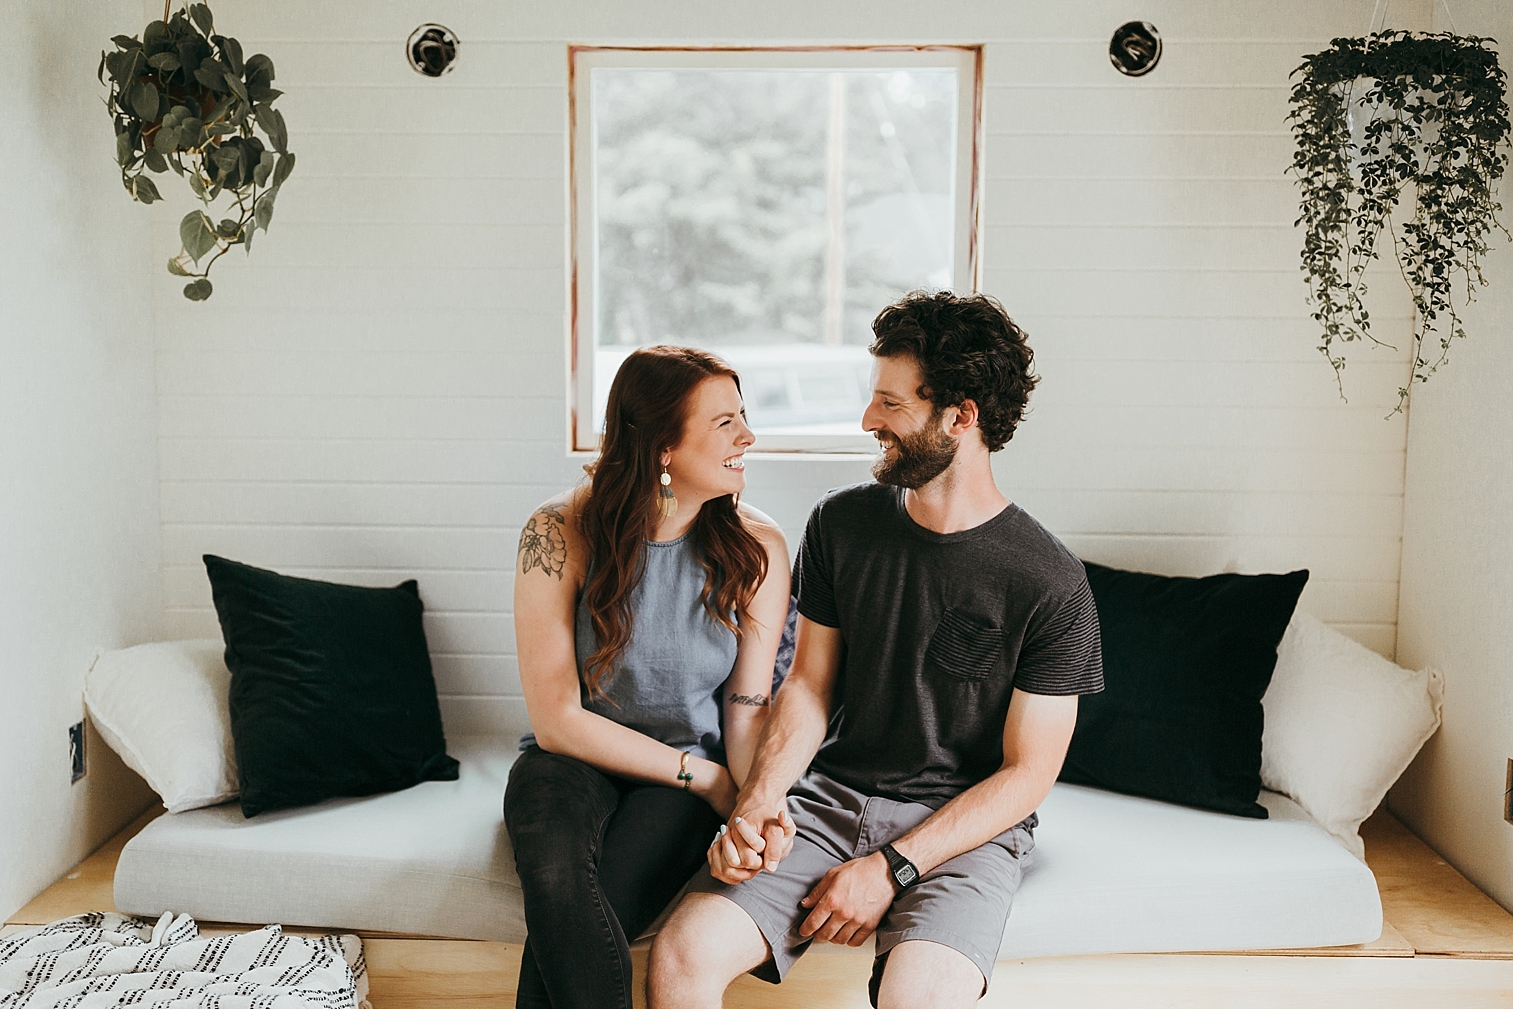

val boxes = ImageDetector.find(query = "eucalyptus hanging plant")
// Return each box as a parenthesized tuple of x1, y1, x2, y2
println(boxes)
(102, 2, 295, 300)
(1287, 30, 1509, 413)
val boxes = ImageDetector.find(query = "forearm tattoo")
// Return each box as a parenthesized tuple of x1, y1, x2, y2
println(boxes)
(728, 692, 770, 707)
(518, 505, 568, 579)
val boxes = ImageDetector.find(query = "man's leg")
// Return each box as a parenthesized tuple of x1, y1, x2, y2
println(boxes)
(874, 940, 983, 1009)
(866, 806, 1035, 1009)
(651, 773, 878, 1005)
(647, 892, 770, 1009)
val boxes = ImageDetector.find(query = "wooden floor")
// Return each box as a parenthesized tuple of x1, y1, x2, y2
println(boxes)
(8, 806, 1513, 1007)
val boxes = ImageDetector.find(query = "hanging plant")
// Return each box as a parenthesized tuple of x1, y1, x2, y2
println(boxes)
(101, 2, 295, 300)
(1287, 30, 1509, 413)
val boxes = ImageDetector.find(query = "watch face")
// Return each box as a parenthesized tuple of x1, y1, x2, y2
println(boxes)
(896, 864, 918, 886)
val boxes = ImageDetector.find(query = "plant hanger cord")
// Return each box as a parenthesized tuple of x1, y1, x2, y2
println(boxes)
(1438, 0, 1460, 35)
(1367, 0, 1461, 37)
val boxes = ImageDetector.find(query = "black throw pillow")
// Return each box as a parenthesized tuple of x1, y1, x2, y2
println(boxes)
(204, 554, 460, 817)
(1059, 562, 1309, 818)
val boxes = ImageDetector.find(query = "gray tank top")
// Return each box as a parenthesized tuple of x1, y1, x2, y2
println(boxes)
(520, 531, 738, 762)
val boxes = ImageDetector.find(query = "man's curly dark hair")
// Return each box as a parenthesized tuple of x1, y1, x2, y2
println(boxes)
(869, 290, 1039, 452)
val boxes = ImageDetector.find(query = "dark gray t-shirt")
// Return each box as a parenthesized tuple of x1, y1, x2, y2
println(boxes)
(796, 482, 1104, 808)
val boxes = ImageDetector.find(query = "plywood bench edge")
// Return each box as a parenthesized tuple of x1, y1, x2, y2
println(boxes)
(1361, 807, 1513, 957)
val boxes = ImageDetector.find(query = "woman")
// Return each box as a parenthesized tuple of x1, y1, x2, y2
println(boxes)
(505, 345, 791, 1009)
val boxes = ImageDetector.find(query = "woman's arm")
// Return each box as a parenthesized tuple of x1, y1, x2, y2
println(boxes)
(515, 491, 737, 815)
(720, 506, 791, 787)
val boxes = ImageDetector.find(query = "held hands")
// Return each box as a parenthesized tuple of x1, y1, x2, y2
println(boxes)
(707, 799, 796, 884)
(797, 851, 896, 947)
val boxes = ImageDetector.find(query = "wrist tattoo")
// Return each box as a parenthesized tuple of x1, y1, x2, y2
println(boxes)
(728, 692, 770, 707)
(518, 505, 568, 579)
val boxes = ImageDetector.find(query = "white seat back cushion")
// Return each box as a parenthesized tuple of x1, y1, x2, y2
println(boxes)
(84, 639, 238, 813)
(1261, 612, 1444, 860)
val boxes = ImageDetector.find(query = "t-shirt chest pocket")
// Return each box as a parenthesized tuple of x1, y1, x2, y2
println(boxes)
(923, 608, 1006, 681)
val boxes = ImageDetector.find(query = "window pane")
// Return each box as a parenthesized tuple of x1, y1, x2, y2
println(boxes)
(591, 66, 958, 434)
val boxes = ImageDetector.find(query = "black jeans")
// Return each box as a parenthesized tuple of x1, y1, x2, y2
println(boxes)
(504, 745, 722, 1009)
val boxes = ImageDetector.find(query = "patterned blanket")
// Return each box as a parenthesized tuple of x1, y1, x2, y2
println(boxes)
(0, 913, 369, 1009)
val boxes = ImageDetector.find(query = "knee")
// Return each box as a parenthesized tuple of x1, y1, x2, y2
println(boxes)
(647, 919, 699, 989)
(505, 811, 593, 882)
(647, 910, 721, 1008)
(874, 940, 984, 1009)
(647, 894, 768, 1009)
(504, 751, 616, 852)
(515, 846, 594, 900)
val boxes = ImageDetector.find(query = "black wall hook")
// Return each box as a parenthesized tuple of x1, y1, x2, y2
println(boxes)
(408, 24, 459, 78)
(1110, 22, 1162, 77)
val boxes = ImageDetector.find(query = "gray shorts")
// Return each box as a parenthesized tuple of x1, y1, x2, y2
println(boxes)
(686, 770, 1034, 993)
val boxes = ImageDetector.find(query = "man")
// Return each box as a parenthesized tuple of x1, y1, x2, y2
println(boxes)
(647, 291, 1104, 1009)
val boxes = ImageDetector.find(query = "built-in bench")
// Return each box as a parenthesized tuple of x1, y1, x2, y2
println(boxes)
(100, 737, 1381, 957)
(9, 774, 1513, 1007)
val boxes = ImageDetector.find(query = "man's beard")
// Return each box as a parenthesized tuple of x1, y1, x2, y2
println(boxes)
(872, 413, 957, 489)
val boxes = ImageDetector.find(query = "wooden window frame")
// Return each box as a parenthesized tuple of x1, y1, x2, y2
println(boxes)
(567, 44, 984, 455)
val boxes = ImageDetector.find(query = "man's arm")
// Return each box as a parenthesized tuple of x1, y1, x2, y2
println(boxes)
(888, 688, 1076, 872)
(796, 689, 1078, 947)
(710, 615, 842, 882)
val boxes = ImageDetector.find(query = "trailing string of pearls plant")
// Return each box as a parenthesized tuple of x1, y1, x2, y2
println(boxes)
(101, 2, 294, 300)
(1287, 27, 1509, 414)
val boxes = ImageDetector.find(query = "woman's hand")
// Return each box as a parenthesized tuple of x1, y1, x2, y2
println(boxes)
(690, 759, 739, 819)
(708, 804, 796, 884)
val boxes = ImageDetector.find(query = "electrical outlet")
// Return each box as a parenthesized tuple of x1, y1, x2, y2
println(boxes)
(1505, 759, 1513, 825)
(69, 722, 85, 784)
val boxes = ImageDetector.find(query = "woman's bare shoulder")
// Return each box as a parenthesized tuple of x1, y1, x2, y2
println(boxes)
(737, 501, 788, 551)
(517, 486, 589, 581)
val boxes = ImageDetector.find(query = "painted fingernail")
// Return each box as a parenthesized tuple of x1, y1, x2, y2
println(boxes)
(733, 817, 743, 823)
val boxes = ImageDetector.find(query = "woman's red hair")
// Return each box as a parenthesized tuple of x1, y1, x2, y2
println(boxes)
(578, 346, 769, 699)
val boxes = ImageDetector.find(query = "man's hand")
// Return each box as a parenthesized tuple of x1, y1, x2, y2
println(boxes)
(707, 802, 795, 884)
(797, 851, 896, 947)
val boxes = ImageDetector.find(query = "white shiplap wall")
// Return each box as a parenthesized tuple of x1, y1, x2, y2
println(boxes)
(153, 1, 1424, 740)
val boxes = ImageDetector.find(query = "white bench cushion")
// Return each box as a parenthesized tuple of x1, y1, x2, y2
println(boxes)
(116, 736, 1381, 954)
(116, 735, 522, 941)
(1002, 783, 1381, 957)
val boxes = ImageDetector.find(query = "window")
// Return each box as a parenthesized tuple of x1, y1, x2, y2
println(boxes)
(570, 46, 982, 452)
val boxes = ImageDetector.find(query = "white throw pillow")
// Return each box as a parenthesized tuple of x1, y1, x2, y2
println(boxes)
(1261, 613, 1443, 860)
(84, 639, 238, 813)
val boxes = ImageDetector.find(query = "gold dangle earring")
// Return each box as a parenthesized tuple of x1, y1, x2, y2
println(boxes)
(657, 463, 679, 519)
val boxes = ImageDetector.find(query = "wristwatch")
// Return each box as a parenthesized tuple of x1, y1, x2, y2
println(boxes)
(879, 843, 920, 889)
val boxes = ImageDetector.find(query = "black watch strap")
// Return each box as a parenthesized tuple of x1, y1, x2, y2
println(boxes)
(879, 843, 920, 889)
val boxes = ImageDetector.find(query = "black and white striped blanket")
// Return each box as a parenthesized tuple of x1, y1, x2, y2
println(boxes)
(0, 912, 369, 1009)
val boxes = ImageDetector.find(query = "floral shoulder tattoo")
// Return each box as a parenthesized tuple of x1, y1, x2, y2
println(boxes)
(518, 504, 568, 579)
